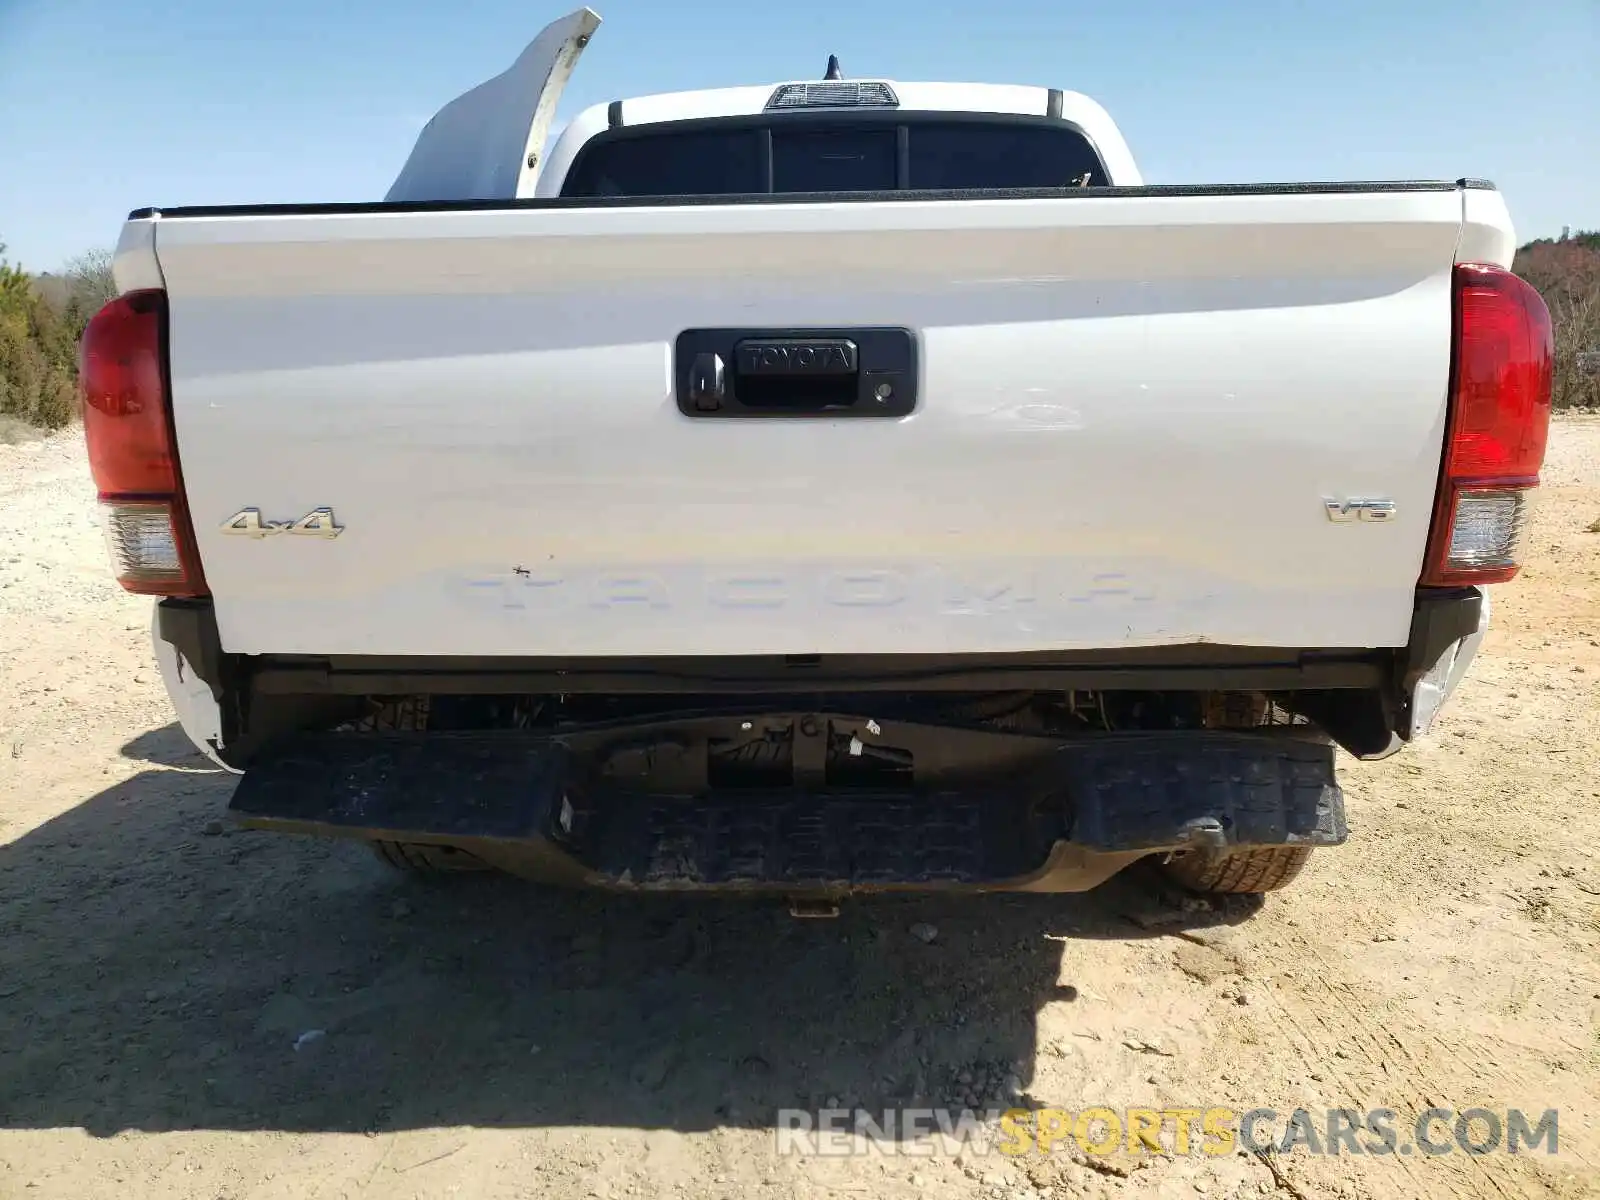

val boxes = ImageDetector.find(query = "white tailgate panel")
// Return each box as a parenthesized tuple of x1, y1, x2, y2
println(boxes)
(156, 191, 1460, 656)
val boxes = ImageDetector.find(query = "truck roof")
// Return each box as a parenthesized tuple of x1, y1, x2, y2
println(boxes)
(537, 80, 1143, 195)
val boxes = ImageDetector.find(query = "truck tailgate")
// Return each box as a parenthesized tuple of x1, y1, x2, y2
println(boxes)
(148, 186, 1477, 657)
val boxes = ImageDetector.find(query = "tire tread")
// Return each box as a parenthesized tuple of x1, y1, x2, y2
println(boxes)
(1163, 845, 1312, 894)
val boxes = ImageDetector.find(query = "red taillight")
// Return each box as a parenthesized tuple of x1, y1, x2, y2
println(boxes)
(79, 290, 208, 597)
(1420, 264, 1553, 587)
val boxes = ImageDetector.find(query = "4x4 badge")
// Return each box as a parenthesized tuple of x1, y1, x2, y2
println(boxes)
(220, 507, 344, 539)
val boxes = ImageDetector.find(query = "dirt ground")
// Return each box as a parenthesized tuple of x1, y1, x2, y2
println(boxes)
(1, 420, 1597, 1200)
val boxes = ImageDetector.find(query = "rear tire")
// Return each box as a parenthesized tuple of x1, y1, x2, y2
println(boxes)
(1165, 693, 1317, 894)
(349, 698, 494, 877)
(369, 840, 491, 876)
(1160, 845, 1312, 895)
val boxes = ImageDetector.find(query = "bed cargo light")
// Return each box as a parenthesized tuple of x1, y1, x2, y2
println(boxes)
(79, 289, 208, 597)
(1420, 264, 1553, 587)
(765, 81, 899, 110)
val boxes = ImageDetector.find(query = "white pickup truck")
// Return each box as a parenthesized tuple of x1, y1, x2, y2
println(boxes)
(81, 8, 1553, 898)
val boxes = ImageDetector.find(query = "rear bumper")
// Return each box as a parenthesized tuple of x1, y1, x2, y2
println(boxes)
(150, 591, 1491, 891)
(227, 729, 1346, 893)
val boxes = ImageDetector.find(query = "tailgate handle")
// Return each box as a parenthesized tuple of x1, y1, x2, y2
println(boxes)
(735, 338, 859, 377)
(674, 327, 916, 418)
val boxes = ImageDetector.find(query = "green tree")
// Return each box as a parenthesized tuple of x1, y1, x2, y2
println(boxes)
(0, 241, 32, 305)
(0, 240, 80, 430)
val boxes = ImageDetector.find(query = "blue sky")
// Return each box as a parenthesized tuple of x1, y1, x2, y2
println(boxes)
(1, 0, 1594, 270)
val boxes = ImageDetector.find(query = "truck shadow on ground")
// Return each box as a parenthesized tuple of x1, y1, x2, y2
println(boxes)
(0, 725, 1259, 1138)
(119, 724, 219, 768)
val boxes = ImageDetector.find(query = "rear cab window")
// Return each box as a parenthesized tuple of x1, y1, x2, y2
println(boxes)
(560, 115, 1108, 197)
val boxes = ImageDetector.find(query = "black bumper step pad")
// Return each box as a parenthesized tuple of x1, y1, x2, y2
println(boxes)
(578, 788, 1058, 887)
(229, 730, 1344, 889)
(1060, 734, 1347, 851)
